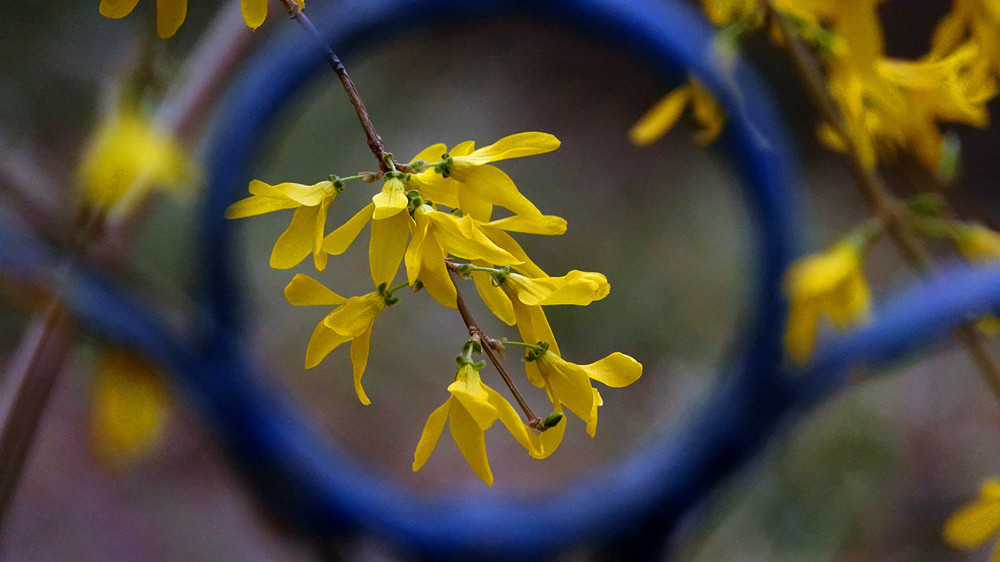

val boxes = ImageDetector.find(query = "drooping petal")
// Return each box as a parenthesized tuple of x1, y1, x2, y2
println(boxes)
(369, 211, 411, 286)
(585, 388, 603, 437)
(536, 404, 566, 459)
(412, 400, 451, 472)
(508, 294, 560, 357)
(323, 203, 374, 255)
(449, 404, 494, 486)
(405, 210, 432, 284)
(579, 352, 643, 388)
(90, 348, 168, 466)
(156, 0, 186, 38)
(275, 180, 332, 207)
(426, 211, 518, 265)
(99, 0, 141, 18)
(241, 0, 267, 29)
(270, 205, 317, 269)
(460, 132, 560, 165)
(349, 327, 373, 405)
(304, 322, 351, 369)
(473, 269, 515, 325)
(478, 226, 547, 278)
(484, 384, 540, 456)
(629, 85, 693, 146)
(284, 274, 346, 306)
(538, 353, 596, 422)
(485, 214, 567, 236)
(944, 484, 1000, 548)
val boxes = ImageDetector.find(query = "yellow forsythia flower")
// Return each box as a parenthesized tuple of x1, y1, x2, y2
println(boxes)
(407, 132, 562, 223)
(783, 242, 872, 366)
(629, 79, 726, 146)
(77, 108, 197, 217)
(284, 274, 386, 405)
(944, 477, 1000, 559)
(99, 0, 303, 38)
(226, 179, 340, 270)
(91, 348, 169, 467)
(955, 223, 1000, 262)
(412, 359, 542, 486)
(525, 350, 642, 438)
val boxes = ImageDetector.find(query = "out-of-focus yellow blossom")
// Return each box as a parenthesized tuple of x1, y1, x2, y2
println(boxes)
(284, 274, 389, 405)
(932, 0, 1000, 78)
(955, 223, 1000, 262)
(99, 0, 303, 38)
(629, 79, 726, 146)
(412, 354, 543, 486)
(77, 107, 197, 217)
(944, 477, 1000, 559)
(90, 348, 169, 467)
(783, 241, 872, 366)
(524, 349, 642, 438)
(226, 179, 340, 270)
(407, 132, 561, 223)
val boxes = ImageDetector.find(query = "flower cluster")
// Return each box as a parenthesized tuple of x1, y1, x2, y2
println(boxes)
(633, 0, 1000, 171)
(226, 132, 642, 484)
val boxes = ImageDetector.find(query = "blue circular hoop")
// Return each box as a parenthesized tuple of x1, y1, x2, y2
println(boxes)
(4, 0, 1000, 559)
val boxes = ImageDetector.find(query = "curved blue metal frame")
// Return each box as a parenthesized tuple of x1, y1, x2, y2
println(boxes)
(3, 0, 999, 560)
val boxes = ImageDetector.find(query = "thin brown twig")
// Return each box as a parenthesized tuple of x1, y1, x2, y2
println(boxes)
(277, 0, 390, 172)
(764, 2, 1000, 401)
(448, 269, 544, 430)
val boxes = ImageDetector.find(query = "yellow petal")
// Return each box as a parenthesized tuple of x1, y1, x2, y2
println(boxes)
(580, 352, 643, 388)
(372, 177, 407, 220)
(509, 295, 560, 357)
(461, 132, 561, 165)
(536, 404, 566, 459)
(473, 269, 515, 325)
(349, 328, 373, 405)
(323, 203, 373, 255)
(156, 0, 186, 38)
(586, 388, 603, 437)
(538, 353, 596, 422)
(944, 497, 1000, 548)
(224, 194, 298, 219)
(454, 165, 544, 219)
(427, 211, 517, 265)
(284, 274, 346, 306)
(486, 214, 567, 236)
(369, 211, 410, 286)
(99, 0, 141, 18)
(629, 85, 693, 146)
(484, 384, 540, 455)
(412, 399, 451, 472)
(241, 0, 267, 30)
(270, 205, 317, 269)
(304, 322, 351, 369)
(409, 142, 448, 165)
(275, 180, 333, 207)
(90, 349, 168, 467)
(784, 298, 821, 366)
(449, 405, 494, 486)
(324, 293, 384, 336)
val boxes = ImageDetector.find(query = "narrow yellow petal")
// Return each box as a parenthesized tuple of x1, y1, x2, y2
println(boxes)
(324, 294, 383, 337)
(461, 132, 561, 165)
(349, 329, 373, 405)
(454, 165, 544, 219)
(284, 274, 346, 306)
(156, 0, 186, 38)
(535, 405, 566, 459)
(409, 142, 448, 165)
(485, 384, 540, 456)
(586, 388, 602, 437)
(270, 205, 317, 269)
(427, 211, 518, 265)
(944, 498, 1000, 548)
(224, 194, 298, 219)
(486, 214, 567, 236)
(629, 86, 693, 146)
(323, 203, 373, 255)
(473, 270, 515, 325)
(304, 322, 351, 369)
(99, 0, 141, 18)
(369, 211, 410, 286)
(449, 405, 494, 486)
(509, 296, 560, 357)
(581, 352, 643, 388)
(241, 0, 267, 30)
(412, 400, 451, 472)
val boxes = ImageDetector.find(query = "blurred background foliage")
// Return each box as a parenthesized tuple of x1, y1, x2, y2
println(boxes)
(1, 0, 1000, 560)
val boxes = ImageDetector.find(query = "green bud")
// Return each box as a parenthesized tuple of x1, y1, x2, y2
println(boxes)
(539, 412, 564, 430)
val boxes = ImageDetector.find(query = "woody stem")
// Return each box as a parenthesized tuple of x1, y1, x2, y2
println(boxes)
(448, 270, 543, 429)
(278, 0, 391, 172)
